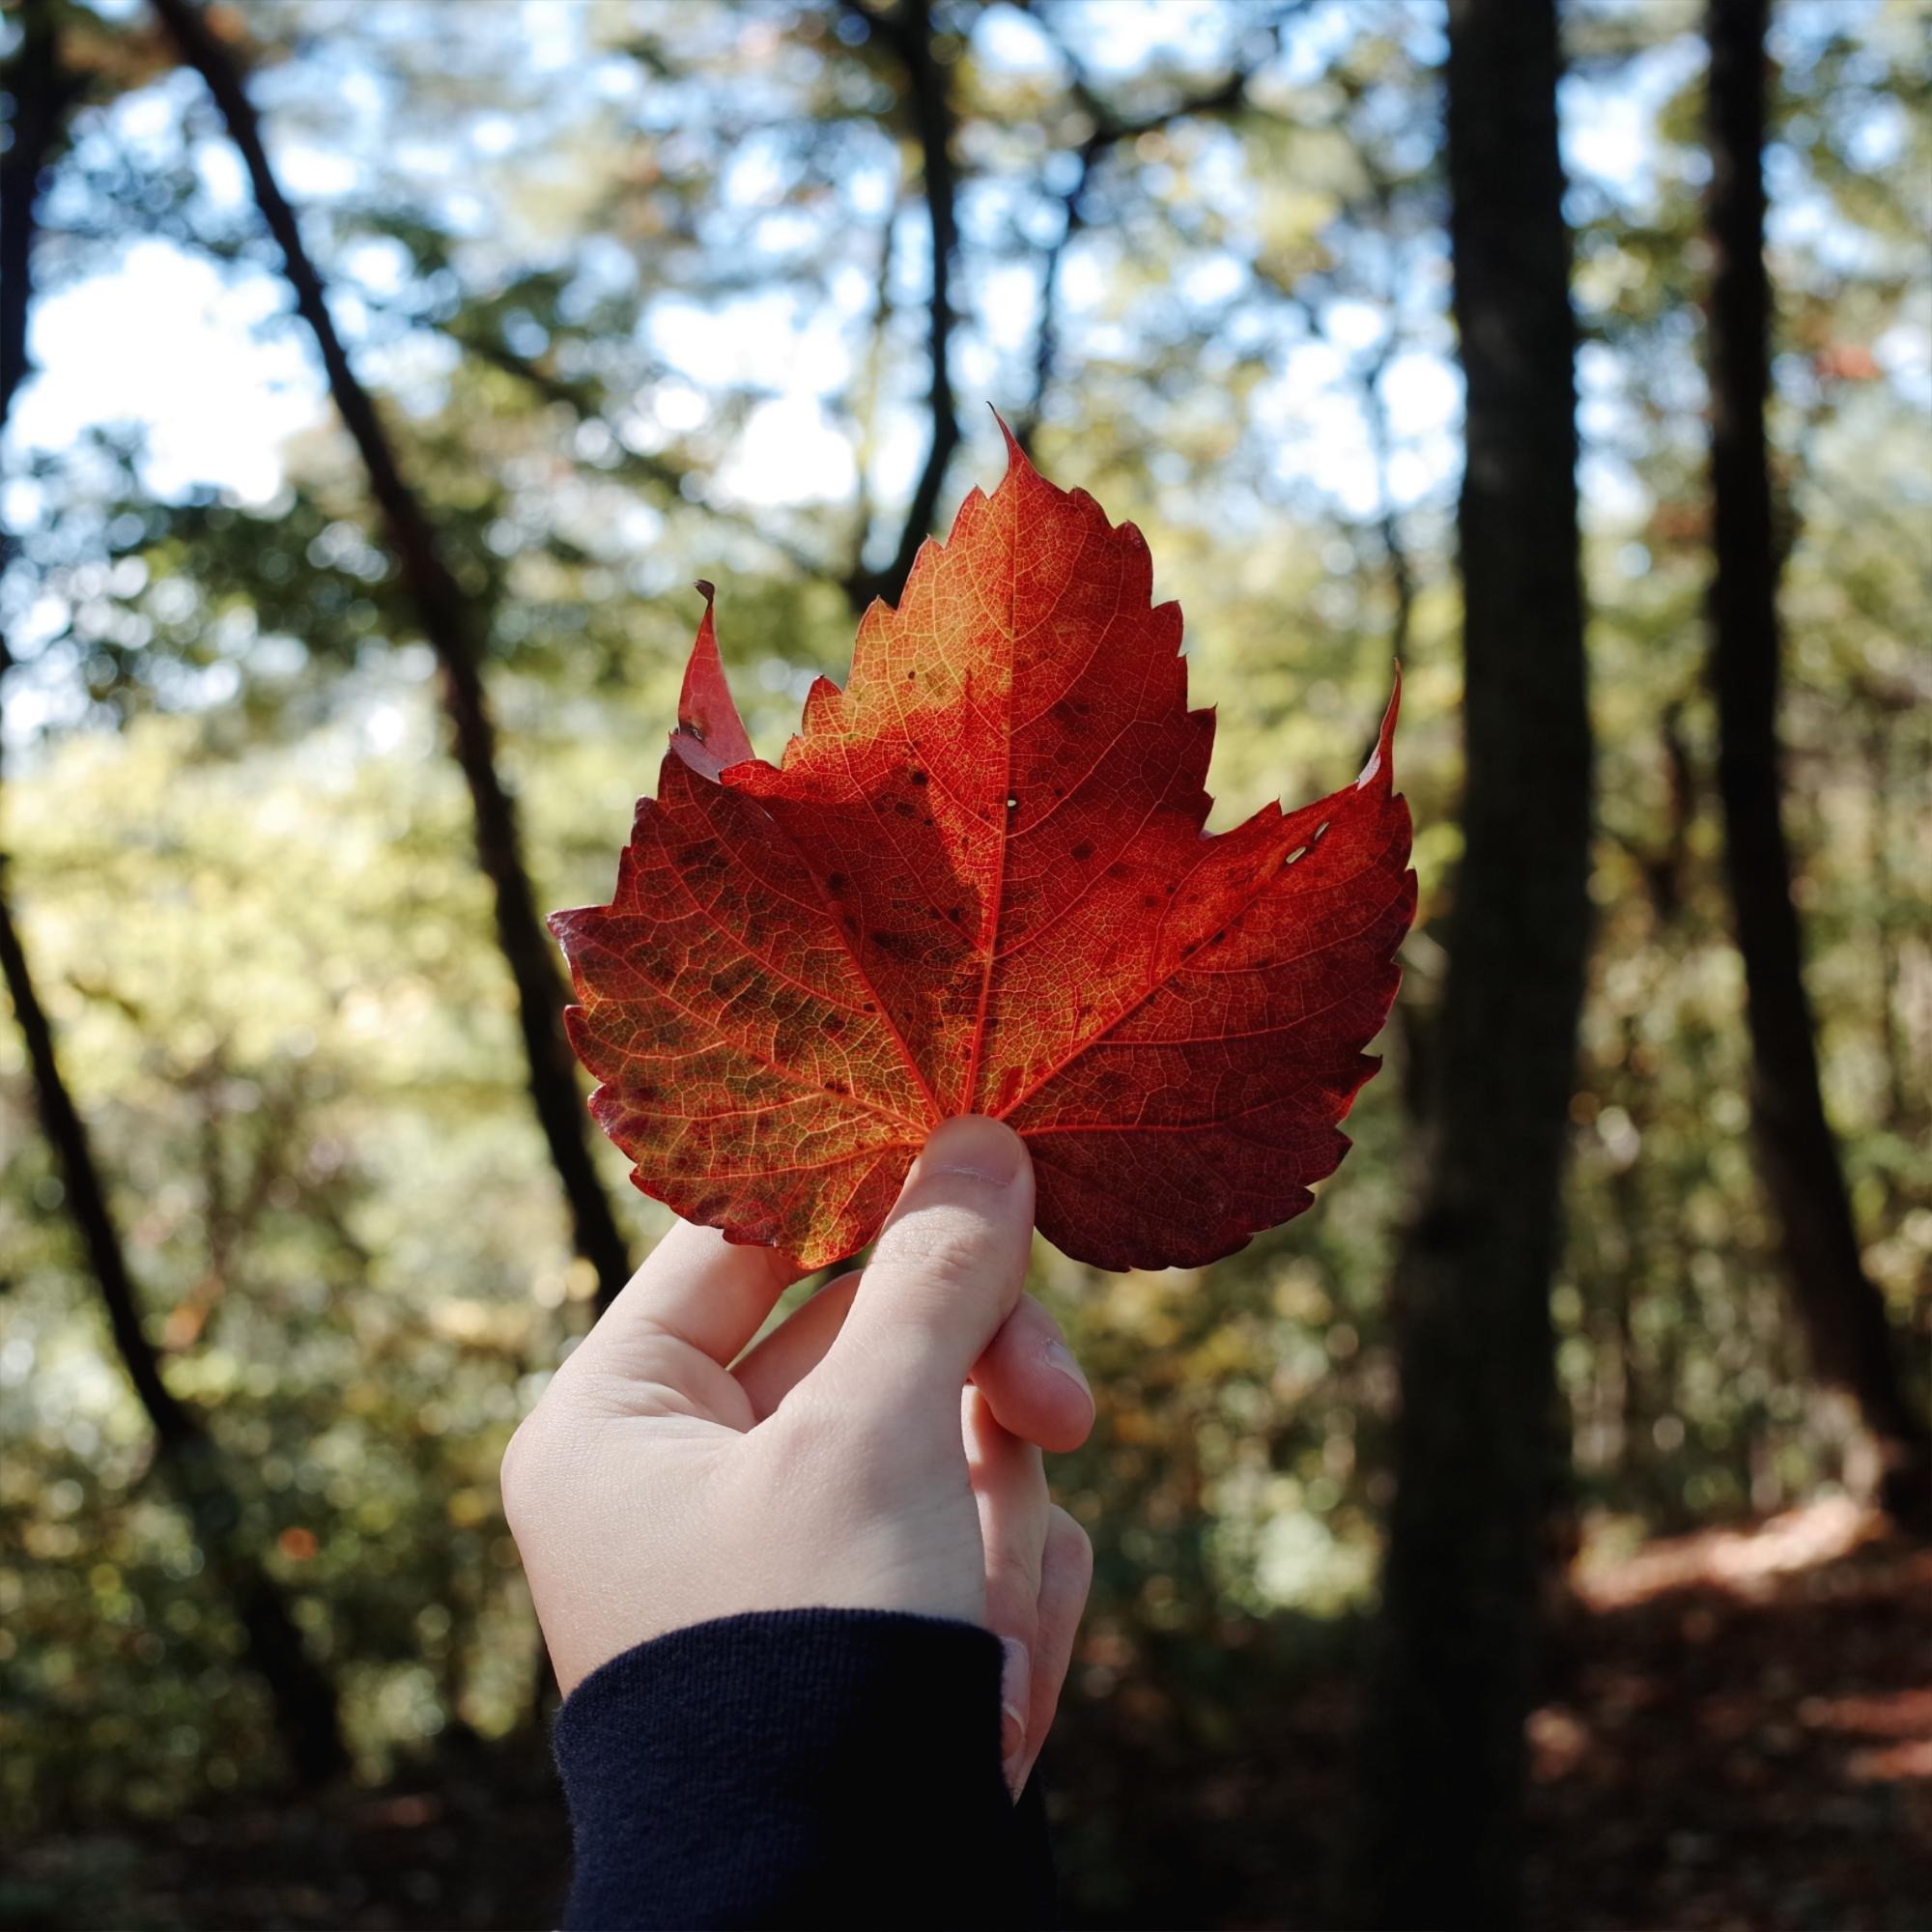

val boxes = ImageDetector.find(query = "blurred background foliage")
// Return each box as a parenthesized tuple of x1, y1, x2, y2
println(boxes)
(1, 1, 1927, 1926)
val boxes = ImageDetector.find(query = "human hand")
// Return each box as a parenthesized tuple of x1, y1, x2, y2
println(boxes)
(502, 1115, 1094, 1795)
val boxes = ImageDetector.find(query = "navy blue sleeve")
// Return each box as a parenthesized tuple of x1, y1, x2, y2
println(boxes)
(552, 1607, 1058, 1930)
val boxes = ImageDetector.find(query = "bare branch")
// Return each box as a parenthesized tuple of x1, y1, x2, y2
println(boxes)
(1704, 0, 1930, 1525)
(151, 0, 635, 1310)
(1016, 14, 1277, 447)
(0, 0, 347, 1783)
(1357, 332, 1416, 667)
(441, 318, 838, 582)
(842, 200, 901, 580)
(840, 0, 961, 611)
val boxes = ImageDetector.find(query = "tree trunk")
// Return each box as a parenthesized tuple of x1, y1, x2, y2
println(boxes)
(1352, 1, 1593, 1925)
(1704, 0, 1930, 1527)
(0, 0, 346, 1782)
(151, 0, 634, 1311)
(838, 0, 960, 611)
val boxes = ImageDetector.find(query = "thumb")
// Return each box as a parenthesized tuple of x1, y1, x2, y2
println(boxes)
(812, 1116, 1036, 1417)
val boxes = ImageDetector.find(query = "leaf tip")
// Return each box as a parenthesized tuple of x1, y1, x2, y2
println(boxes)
(671, 583, 755, 781)
(990, 404, 1034, 478)
(1354, 668, 1403, 793)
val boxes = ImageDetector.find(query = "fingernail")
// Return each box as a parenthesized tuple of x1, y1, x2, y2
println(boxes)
(1043, 1336, 1092, 1403)
(999, 1635, 1030, 1793)
(924, 1115, 1025, 1188)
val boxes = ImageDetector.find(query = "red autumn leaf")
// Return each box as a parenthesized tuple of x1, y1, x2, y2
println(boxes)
(552, 430, 1415, 1271)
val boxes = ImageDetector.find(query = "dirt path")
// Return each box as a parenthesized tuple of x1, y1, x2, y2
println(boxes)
(1528, 1500, 1932, 1931)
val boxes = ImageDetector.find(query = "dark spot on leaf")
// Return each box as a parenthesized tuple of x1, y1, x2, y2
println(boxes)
(827, 870, 848, 891)
(910, 769, 928, 786)
(1071, 840, 1094, 863)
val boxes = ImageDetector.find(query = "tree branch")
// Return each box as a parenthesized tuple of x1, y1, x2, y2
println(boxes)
(840, 0, 960, 611)
(440, 318, 837, 582)
(1703, 0, 1930, 1526)
(1016, 11, 1279, 447)
(843, 201, 900, 581)
(1355, 314, 1416, 668)
(152, 0, 635, 1310)
(0, 0, 79, 679)
(0, 0, 347, 1784)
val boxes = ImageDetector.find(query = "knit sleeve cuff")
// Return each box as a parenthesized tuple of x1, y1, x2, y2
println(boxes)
(553, 1607, 1047, 1930)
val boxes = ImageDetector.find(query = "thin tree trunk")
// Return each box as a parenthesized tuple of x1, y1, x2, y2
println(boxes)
(0, 1, 71, 454)
(1704, 0, 1930, 1526)
(838, 0, 960, 612)
(0, 0, 346, 1783)
(151, 0, 634, 1311)
(1352, 0, 1592, 1924)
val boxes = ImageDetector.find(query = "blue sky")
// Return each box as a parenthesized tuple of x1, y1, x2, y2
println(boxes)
(4, 0, 1918, 753)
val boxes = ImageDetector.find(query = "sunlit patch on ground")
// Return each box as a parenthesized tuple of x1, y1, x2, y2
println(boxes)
(1571, 1496, 1881, 1608)
(1520, 1502, 1932, 1931)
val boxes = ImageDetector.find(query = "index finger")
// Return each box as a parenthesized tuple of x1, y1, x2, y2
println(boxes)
(564, 1219, 807, 1383)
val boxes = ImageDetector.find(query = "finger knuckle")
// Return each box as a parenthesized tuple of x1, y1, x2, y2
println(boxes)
(498, 1407, 577, 1530)
(873, 1204, 1001, 1298)
(1046, 1505, 1094, 1577)
(497, 1417, 546, 1526)
(764, 1380, 844, 1455)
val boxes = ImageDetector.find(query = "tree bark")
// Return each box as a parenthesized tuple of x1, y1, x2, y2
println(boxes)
(0, 0, 346, 1784)
(151, 0, 634, 1310)
(0, 0, 72, 444)
(839, 0, 960, 611)
(1352, 0, 1592, 1925)
(1704, 0, 1930, 1526)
